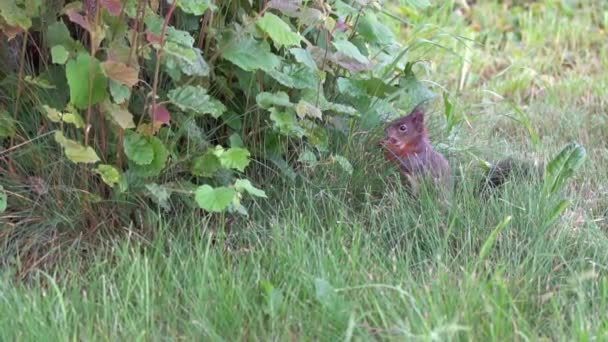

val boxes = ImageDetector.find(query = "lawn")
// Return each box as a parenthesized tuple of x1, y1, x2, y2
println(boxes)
(1, 1, 607, 340)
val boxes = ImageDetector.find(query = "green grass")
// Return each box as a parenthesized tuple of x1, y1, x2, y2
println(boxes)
(2, 0, 608, 340)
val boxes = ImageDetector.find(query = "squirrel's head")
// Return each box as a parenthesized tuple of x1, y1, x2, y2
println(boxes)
(379, 106, 427, 151)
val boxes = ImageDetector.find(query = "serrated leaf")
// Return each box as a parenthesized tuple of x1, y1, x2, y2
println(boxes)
(109, 80, 130, 104)
(51, 45, 69, 64)
(265, 64, 318, 89)
(168, 85, 226, 118)
(54, 131, 100, 164)
(101, 60, 139, 87)
(221, 34, 281, 72)
(269, 108, 304, 137)
(0, 110, 16, 138)
(357, 11, 396, 46)
(124, 131, 154, 165)
(130, 136, 168, 177)
(234, 179, 267, 198)
(94, 164, 122, 186)
(543, 142, 586, 195)
(215, 147, 251, 172)
(195, 185, 236, 212)
(0, 2, 31, 30)
(101, 101, 135, 129)
(256, 12, 302, 48)
(191, 152, 222, 177)
(332, 155, 353, 175)
(173, 0, 216, 15)
(332, 39, 368, 64)
(66, 53, 108, 109)
(290, 47, 317, 70)
(295, 100, 322, 120)
(145, 183, 171, 210)
(256, 91, 292, 109)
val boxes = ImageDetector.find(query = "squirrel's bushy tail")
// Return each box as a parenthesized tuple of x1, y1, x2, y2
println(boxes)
(479, 157, 544, 193)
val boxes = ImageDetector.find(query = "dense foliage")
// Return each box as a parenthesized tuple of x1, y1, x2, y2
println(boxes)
(0, 0, 436, 216)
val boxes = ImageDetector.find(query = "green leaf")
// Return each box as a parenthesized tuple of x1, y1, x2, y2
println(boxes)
(215, 147, 251, 172)
(41, 105, 84, 128)
(168, 85, 226, 118)
(265, 63, 319, 90)
(54, 131, 100, 164)
(195, 185, 237, 212)
(94, 164, 122, 187)
(173, 0, 216, 15)
(256, 12, 302, 48)
(0, 109, 16, 138)
(234, 179, 267, 198)
(51, 45, 69, 64)
(66, 53, 108, 109)
(332, 39, 368, 64)
(221, 34, 281, 72)
(256, 91, 292, 109)
(357, 12, 396, 46)
(229, 133, 243, 148)
(190, 152, 222, 177)
(48, 21, 82, 53)
(145, 183, 171, 210)
(290, 47, 317, 70)
(130, 136, 168, 177)
(295, 100, 322, 120)
(124, 131, 154, 165)
(332, 155, 353, 175)
(0, 2, 32, 30)
(298, 150, 318, 167)
(109, 80, 130, 104)
(0, 185, 7, 213)
(269, 108, 304, 137)
(101, 101, 135, 129)
(543, 142, 586, 195)
(544, 199, 570, 228)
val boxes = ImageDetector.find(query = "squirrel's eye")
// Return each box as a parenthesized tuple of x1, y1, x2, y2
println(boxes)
(399, 124, 408, 132)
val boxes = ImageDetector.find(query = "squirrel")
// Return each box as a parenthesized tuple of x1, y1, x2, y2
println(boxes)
(378, 106, 453, 195)
(379, 106, 543, 196)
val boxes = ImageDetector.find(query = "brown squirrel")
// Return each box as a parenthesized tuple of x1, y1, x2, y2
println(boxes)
(379, 106, 542, 195)
(378, 106, 453, 194)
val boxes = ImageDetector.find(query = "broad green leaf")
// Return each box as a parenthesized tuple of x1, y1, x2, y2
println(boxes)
(256, 91, 292, 109)
(41, 105, 84, 128)
(332, 155, 353, 175)
(145, 183, 171, 210)
(229, 133, 243, 148)
(215, 147, 251, 172)
(109, 80, 130, 104)
(392, 74, 435, 112)
(265, 64, 318, 90)
(295, 100, 322, 120)
(168, 85, 226, 118)
(195, 185, 237, 212)
(544, 199, 570, 228)
(101, 101, 135, 129)
(54, 131, 100, 164)
(357, 12, 396, 46)
(124, 131, 154, 165)
(256, 12, 302, 48)
(234, 179, 267, 198)
(305, 125, 329, 152)
(66, 53, 108, 109)
(221, 34, 281, 72)
(130, 136, 168, 177)
(51, 45, 69, 64)
(332, 39, 368, 64)
(0, 185, 6, 213)
(172, 0, 216, 15)
(190, 152, 222, 177)
(298, 150, 317, 167)
(290, 47, 318, 70)
(94, 164, 122, 186)
(269, 108, 304, 137)
(0, 109, 17, 138)
(301, 89, 358, 116)
(543, 142, 586, 195)
(0, 2, 31, 30)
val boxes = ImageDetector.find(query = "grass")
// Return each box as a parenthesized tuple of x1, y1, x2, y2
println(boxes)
(2, 0, 608, 340)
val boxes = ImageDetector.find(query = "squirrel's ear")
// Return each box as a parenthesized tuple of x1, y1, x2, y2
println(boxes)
(410, 106, 425, 129)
